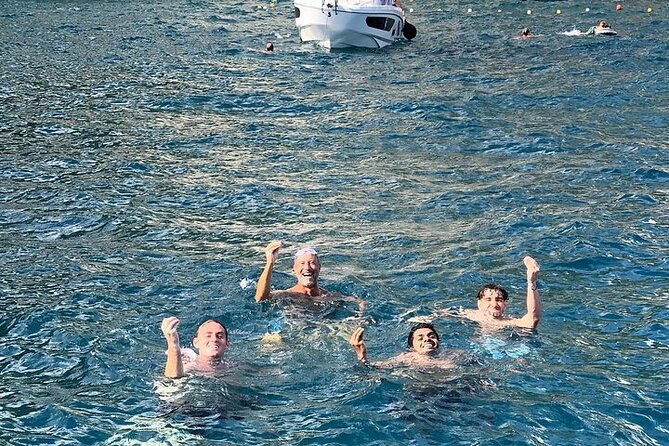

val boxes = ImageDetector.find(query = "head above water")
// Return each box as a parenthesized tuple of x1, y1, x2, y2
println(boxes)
(521, 28, 531, 36)
(292, 247, 321, 289)
(265, 42, 274, 52)
(193, 319, 229, 358)
(477, 283, 509, 319)
(407, 323, 440, 354)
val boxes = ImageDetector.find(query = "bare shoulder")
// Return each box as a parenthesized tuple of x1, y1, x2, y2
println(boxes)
(459, 308, 483, 322)
(373, 352, 413, 368)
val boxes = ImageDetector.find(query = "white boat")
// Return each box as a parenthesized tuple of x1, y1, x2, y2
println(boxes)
(294, 0, 416, 49)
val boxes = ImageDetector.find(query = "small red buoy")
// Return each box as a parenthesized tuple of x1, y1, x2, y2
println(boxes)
(615, 4, 622, 11)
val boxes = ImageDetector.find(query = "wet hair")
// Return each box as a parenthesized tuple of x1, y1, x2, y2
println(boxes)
(407, 323, 440, 348)
(194, 318, 229, 341)
(265, 42, 274, 52)
(521, 28, 531, 36)
(477, 283, 509, 301)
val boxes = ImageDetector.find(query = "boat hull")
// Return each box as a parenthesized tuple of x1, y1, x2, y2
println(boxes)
(294, 0, 406, 49)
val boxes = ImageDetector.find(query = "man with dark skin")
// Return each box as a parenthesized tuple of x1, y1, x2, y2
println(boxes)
(348, 323, 459, 369)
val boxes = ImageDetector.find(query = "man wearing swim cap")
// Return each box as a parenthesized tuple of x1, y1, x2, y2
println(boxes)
(254, 240, 366, 324)
(255, 241, 327, 302)
(161, 316, 229, 378)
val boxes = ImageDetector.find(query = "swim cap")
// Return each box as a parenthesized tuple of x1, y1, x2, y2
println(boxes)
(293, 247, 318, 259)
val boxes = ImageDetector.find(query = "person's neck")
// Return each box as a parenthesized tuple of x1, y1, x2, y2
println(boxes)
(413, 348, 439, 357)
(290, 284, 321, 296)
(195, 355, 222, 368)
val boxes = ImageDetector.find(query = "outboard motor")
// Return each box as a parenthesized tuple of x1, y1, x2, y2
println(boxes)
(402, 21, 417, 40)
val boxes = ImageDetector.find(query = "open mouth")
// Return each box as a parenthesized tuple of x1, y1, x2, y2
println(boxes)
(205, 342, 221, 352)
(423, 340, 437, 350)
(300, 271, 316, 283)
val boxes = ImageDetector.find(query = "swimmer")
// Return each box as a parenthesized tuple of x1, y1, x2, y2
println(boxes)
(459, 256, 541, 329)
(247, 41, 275, 54)
(585, 20, 616, 36)
(518, 27, 532, 39)
(254, 241, 365, 311)
(348, 323, 459, 369)
(255, 241, 327, 301)
(161, 316, 229, 378)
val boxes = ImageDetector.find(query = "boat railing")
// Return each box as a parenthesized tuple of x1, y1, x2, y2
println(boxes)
(339, 0, 395, 6)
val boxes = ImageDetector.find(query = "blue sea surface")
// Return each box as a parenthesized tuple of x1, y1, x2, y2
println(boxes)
(1, 0, 668, 444)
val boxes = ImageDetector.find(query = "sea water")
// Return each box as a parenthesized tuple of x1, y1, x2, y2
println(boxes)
(1, 0, 667, 444)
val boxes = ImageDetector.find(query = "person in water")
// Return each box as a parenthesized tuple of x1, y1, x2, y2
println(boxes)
(585, 20, 612, 35)
(519, 27, 532, 39)
(255, 241, 328, 302)
(255, 241, 366, 316)
(264, 42, 274, 53)
(459, 256, 541, 329)
(348, 323, 459, 368)
(254, 241, 362, 304)
(161, 316, 229, 378)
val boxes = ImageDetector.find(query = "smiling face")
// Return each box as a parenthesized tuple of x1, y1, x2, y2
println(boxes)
(477, 287, 508, 319)
(410, 327, 440, 355)
(193, 320, 228, 359)
(293, 252, 320, 289)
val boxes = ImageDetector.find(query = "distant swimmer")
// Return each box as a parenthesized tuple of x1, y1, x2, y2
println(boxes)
(161, 316, 229, 378)
(348, 323, 460, 369)
(459, 256, 541, 329)
(517, 27, 532, 39)
(585, 20, 617, 36)
(247, 41, 275, 54)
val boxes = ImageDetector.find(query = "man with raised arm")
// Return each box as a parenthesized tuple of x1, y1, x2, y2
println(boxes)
(160, 316, 229, 378)
(255, 241, 327, 302)
(254, 241, 366, 314)
(348, 323, 459, 369)
(459, 256, 541, 329)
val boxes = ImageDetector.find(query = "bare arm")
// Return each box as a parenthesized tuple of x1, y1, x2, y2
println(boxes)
(337, 293, 367, 318)
(516, 256, 541, 328)
(161, 317, 185, 378)
(348, 327, 369, 363)
(254, 241, 282, 302)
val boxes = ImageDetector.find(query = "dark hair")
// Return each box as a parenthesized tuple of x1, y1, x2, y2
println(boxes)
(194, 318, 229, 341)
(407, 323, 439, 348)
(477, 283, 509, 301)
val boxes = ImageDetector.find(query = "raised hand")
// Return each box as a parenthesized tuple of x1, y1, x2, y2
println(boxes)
(524, 256, 540, 284)
(348, 327, 368, 362)
(161, 316, 181, 348)
(264, 241, 282, 265)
